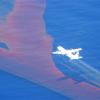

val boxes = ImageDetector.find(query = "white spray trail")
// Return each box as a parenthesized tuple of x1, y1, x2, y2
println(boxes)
(70, 59, 100, 88)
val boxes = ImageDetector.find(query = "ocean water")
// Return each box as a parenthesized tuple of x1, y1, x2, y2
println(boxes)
(45, 0, 100, 93)
(0, 0, 14, 20)
(45, 0, 100, 71)
(46, 0, 100, 78)
(0, 70, 70, 100)
(0, 0, 100, 100)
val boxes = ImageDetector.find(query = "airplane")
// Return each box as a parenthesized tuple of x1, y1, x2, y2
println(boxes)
(52, 46, 82, 60)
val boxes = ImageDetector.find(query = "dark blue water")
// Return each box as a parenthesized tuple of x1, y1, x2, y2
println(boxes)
(45, 0, 100, 71)
(0, 42, 9, 49)
(0, 0, 14, 20)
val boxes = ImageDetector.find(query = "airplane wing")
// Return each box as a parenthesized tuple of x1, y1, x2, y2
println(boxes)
(71, 48, 82, 52)
(52, 51, 62, 54)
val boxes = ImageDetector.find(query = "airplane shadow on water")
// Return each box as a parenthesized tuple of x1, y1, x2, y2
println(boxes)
(52, 52, 100, 88)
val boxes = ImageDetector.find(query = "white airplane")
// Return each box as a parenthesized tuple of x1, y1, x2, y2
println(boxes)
(52, 46, 82, 60)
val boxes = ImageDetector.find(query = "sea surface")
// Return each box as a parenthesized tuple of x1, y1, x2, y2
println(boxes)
(45, 0, 100, 71)
(0, 0, 100, 100)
